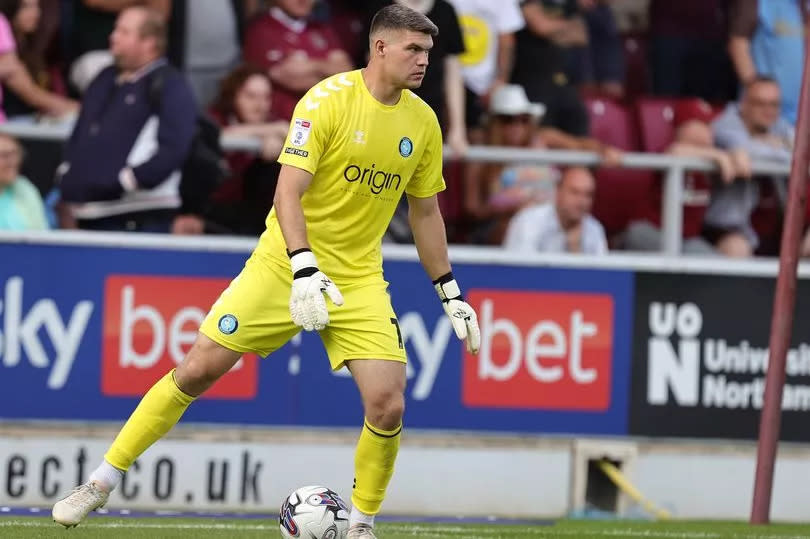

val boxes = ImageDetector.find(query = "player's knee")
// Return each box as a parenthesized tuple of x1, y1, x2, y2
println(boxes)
(174, 337, 237, 396)
(365, 390, 405, 431)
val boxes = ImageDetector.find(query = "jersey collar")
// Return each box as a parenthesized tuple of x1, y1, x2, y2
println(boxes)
(270, 7, 307, 33)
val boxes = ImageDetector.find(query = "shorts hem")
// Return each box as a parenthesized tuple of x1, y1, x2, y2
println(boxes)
(330, 353, 407, 372)
(200, 327, 268, 357)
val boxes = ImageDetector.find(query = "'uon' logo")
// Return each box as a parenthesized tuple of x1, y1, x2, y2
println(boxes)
(102, 275, 257, 399)
(462, 290, 614, 410)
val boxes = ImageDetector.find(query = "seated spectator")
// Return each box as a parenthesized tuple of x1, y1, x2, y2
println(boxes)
(465, 83, 620, 242)
(706, 76, 792, 257)
(0, 132, 48, 230)
(243, 0, 354, 121)
(0, 7, 74, 122)
(207, 64, 289, 235)
(728, 0, 802, 125)
(503, 165, 607, 254)
(624, 99, 745, 255)
(0, 0, 69, 120)
(57, 6, 197, 233)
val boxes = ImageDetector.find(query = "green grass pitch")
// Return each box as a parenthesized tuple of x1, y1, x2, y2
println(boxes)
(3, 516, 810, 538)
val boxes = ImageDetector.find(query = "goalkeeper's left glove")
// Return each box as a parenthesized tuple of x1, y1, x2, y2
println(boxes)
(433, 272, 481, 354)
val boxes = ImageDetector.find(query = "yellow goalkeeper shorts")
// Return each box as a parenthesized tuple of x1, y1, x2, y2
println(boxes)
(199, 253, 407, 370)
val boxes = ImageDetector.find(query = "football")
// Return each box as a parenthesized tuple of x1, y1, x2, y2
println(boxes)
(279, 485, 350, 539)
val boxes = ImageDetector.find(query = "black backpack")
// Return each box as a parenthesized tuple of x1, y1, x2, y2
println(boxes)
(148, 65, 228, 214)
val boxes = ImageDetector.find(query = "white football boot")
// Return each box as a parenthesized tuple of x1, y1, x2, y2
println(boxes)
(52, 481, 109, 528)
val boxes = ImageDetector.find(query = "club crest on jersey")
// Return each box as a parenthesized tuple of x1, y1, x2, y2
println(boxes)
(218, 314, 238, 335)
(291, 118, 312, 147)
(399, 137, 413, 157)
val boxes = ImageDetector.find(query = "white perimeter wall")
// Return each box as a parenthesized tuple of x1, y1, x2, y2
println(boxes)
(2, 429, 810, 521)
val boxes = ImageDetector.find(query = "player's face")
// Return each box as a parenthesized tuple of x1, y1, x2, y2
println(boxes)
(383, 30, 432, 90)
(235, 74, 272, 124)
(276, 0, 315, 19)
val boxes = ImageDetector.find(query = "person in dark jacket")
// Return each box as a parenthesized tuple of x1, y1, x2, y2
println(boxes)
(58, 5, 197, 233)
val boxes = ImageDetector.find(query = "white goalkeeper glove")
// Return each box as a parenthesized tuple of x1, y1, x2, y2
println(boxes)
(289, 249, 344, 331)
(434, 272, 480, 354)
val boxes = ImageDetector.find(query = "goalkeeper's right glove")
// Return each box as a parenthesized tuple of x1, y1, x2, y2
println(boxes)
(288, 249, 344, 331)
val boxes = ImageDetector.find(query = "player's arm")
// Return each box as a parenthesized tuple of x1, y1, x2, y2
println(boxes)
(275, 164, 343, 331)
(408, 193, 480, 354)
(274, 164, 313, 252)
(407, 193, 451, 280)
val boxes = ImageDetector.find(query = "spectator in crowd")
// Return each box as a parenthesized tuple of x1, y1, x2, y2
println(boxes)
(574, 0, 625, 98)
(207, 64, 289, 235)
(323, 0, 370, 65)
(0, 132, 47, 229)
(0, 7, 74, 122)
(705, 76, 792, 257)
(243, 0, 354, 121)
(447, 0, 523, 131)
(57, 6, 197, 233)
(165, 0, 260, 107)
(69, 0, 169, 71)
(728, 0, 804, 124)
(466, 83, 620, 243)
(648, 0, 736, 102)
(623, 99, 745, 255)
(503, 165, 607, 254)
(0, 0, 68, 120)
(511, 0, 589, 136)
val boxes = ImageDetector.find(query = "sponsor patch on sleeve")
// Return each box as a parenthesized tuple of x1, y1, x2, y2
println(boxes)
(284, 147, 309, 157)
(291, 118, 312, 146)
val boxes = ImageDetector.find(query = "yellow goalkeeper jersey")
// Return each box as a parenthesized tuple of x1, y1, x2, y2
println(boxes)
(256, 69, 446, 282)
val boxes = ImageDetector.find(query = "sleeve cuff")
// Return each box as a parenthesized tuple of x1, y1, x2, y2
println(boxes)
(118, 167, 138, 192)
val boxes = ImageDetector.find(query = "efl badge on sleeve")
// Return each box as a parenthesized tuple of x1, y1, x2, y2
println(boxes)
(292, 119, 312, 147)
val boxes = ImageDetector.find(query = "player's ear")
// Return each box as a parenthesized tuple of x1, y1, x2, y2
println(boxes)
(373, 37, 386, 57)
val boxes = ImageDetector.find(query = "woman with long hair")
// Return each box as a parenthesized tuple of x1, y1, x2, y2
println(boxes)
(206, 63, 289, 235)
(0, 0, 74, 120)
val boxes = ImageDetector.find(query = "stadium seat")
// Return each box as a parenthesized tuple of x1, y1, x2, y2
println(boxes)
(584, 98, 654, 237)
(584, 97, 640, 151)
(622, 33, 650, 100)
(635, 97, 678, 153)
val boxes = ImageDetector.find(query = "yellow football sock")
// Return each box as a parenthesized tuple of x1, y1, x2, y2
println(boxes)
(104, 370, 196, 471)
(351, 418, 401, 516)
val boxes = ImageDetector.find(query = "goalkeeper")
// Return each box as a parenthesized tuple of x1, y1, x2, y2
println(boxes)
(52, 5, 480, 539)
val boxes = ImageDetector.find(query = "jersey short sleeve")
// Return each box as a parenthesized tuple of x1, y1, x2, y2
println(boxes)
(277, 89, 337, 175)
(405, 115, 446, 198)
(497, 0, 525, 33)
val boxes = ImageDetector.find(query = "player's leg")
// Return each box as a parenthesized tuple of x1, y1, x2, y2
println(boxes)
(318, 279, 407, 538)
(52, 335, 242, 527)
(347, 358, 406, 537)
(53, 255, 298, 528)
